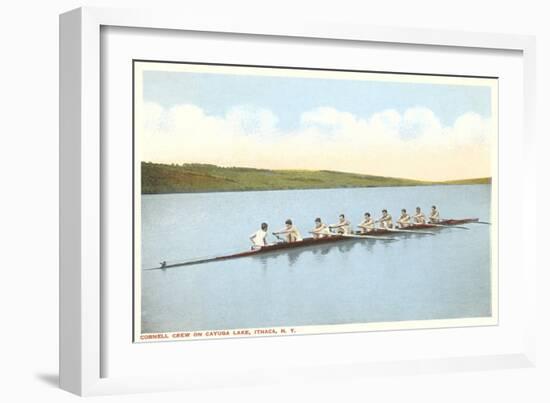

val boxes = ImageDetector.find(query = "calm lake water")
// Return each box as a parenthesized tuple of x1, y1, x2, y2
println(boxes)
(140, 185, 492, 334)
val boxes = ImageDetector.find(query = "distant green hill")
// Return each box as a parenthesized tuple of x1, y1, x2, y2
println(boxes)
(141, 162, 491, 194)
(441, 177, 492, 185)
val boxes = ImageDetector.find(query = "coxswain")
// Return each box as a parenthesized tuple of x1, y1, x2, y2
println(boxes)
(249, 222, 269, 249)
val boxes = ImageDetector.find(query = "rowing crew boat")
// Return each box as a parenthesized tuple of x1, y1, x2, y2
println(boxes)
(147, 218, 482, 270)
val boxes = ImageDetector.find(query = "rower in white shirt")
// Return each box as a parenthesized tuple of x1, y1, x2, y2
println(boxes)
(311, 217, 331, 239)
(330, 214, 352, 234)
(396, 209, 411, 228)
(249, 222, 269, 249)
(273, 219, 303, 243)
(429, 205, 441, 223)
(357, 212, 375, 233)
(413, 206, 426, 224)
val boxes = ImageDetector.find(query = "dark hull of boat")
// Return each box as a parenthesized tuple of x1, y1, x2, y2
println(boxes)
(163, 235, 354, 268)
(438, 218, 479, 225)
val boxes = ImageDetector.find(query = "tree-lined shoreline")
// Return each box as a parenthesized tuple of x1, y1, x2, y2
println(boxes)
(141, 162, 491, 194)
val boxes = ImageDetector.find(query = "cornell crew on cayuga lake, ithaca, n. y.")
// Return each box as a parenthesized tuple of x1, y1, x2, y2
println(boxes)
(158, 205, 481, 271)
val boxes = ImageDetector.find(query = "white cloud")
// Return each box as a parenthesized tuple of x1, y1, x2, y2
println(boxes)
(301, 107, 358, 130)
(400, 107, 442, 140)
(225, 106, 279, 137)
(137, 102, 494, 181)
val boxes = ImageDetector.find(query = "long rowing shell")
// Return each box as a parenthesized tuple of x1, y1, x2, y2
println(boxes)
(148, 233, 395, 270)
(148, 218, 481, 270)
(150, 235, 356, 269)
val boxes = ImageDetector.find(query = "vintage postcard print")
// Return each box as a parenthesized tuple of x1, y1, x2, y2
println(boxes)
(133, 61, 498, 342)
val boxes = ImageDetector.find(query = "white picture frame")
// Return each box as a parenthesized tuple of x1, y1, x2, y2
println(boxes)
(59, 6, 537, 396)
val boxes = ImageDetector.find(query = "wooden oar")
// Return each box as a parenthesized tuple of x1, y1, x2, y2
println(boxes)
(424, 223, 470, 230)
(440, 218, 491, 226)
(272, 232, 286, 242)
(385, 227, 436, 235)
(341, 233, 397, 241)
(308, 231, 338, 237)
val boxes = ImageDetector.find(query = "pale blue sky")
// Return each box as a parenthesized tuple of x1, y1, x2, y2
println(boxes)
(143, 70, 493, 130)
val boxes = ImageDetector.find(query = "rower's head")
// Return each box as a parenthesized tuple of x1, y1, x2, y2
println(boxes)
(314, 217, 322, 227)
(364, 212, 371, 218)
(261, 222, 268, 231)
(285, 219, 293, 228)
(431, 205, 437, 211)
(382, 209, 387, 216)
(416, 206, 421, 213)
(401, 208, 407, 214)
(339, 214, 345, 222)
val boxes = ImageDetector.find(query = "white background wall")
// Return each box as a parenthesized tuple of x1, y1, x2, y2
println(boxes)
(0, 0, 547, 401)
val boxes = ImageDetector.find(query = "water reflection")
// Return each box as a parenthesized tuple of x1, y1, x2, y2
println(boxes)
(253, 241, 346, 267)
(252, 238, 396, 268)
